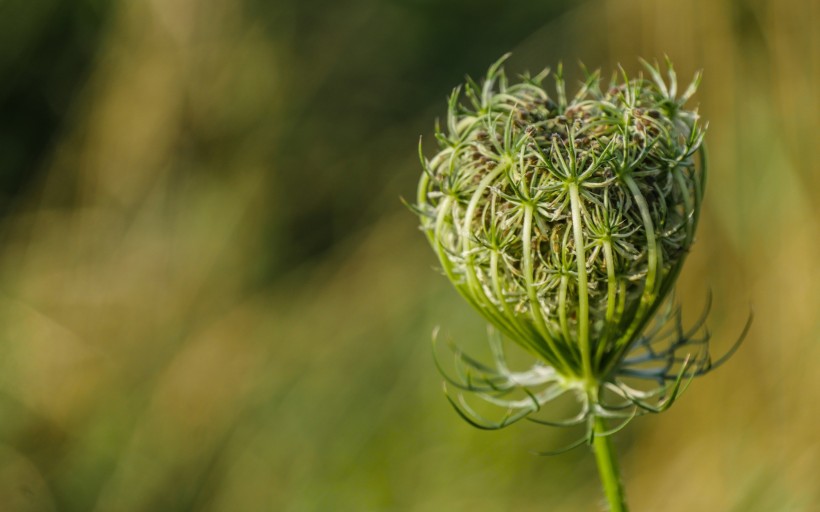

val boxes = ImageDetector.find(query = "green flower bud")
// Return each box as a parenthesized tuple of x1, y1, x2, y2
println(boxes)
(413, 55, 749, 436)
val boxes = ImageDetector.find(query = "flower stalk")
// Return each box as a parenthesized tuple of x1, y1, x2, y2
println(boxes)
(592, 416, 628, 512)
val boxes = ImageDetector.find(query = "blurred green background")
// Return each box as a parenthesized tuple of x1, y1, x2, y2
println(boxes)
(0, 0, 817, 510)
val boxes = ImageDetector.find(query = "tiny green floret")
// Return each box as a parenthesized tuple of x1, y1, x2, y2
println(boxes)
(412, 55, 750, 509)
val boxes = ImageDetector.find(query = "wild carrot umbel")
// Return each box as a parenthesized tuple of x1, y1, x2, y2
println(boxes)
(411, 55, 751, 511)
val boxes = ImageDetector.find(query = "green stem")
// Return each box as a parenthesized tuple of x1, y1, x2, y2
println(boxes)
(522, 205, 571, 373)
(568, 183, 592, 381)
(592, 416, 628, 512)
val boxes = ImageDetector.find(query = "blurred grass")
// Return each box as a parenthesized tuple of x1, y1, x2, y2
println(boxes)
(0, 0, 817, 510)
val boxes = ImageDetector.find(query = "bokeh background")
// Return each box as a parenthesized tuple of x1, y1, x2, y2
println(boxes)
(0, 0, 817, 510)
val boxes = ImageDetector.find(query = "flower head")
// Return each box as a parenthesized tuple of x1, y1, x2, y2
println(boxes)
(412, 55, 749, 442)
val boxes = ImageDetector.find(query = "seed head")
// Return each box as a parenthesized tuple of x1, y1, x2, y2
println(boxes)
(412, 55, 749, 441)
